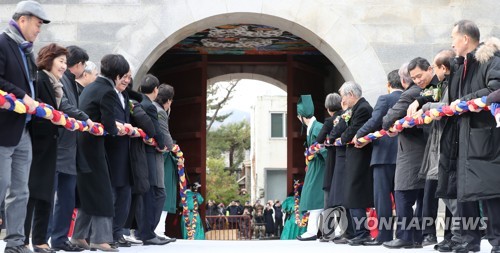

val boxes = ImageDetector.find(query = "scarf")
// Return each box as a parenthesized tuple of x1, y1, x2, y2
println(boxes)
(42, 70, 64, 108)
(4, 20, 37, 82)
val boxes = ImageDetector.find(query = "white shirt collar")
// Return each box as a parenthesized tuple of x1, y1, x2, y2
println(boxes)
(306, 116, 316, 136)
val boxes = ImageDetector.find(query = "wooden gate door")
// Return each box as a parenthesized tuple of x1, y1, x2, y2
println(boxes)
(287, 56, 326, 193)
(153, 56, 207, 237)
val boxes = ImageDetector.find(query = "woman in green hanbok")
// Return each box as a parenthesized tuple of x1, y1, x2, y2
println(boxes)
(180, 183, 205, 240)
(280, 196, 307, 239)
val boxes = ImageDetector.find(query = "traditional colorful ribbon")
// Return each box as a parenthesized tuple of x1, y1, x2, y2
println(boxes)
(304, 142, 322, 166)
(171, 144, 197, 240)
(356, 96, 490, 144)
(293, 180, 309, 228)
(1, 89, 195, 237)
(0, 89, 159, 145)
(489, 102, 500, 127)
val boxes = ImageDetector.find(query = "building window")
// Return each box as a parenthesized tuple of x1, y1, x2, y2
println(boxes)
(271, 113, 286, 138)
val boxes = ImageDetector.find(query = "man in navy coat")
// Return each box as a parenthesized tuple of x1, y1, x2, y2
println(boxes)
(353, 70, 403, 245)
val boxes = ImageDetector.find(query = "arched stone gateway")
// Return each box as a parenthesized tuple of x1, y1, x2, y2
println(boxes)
(119, 10, 386, 103)
(114, 5, 387, 207)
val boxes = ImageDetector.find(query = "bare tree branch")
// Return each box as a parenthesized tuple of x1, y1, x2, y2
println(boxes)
(206, 79, 240, 131)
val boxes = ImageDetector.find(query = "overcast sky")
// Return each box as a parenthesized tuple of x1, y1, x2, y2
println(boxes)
(222, 79, 287, 113)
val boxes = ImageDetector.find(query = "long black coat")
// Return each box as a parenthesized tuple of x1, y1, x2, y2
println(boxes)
(340, 98, 373, 209)
(28, 71, 59, 202)
(77, 76, 121, 217)
(140, 96, 164, 187)
(128, 90, 156, 194)
(0, 33, 33, 147)
(315, 114, 338, 191)
(104, 90, 131, 188)
(328, 111, 347, 207)
(453, 39, 500, 202)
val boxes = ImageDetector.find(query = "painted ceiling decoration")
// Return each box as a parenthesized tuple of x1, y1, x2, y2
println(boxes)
(169, 24, 321, 55)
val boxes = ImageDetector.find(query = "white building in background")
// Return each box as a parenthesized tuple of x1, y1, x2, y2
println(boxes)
(250, 96, 287, 203)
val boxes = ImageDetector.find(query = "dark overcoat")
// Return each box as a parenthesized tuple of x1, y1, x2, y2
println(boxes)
(315, 115, 337, 191)
(128, 90, 155, 194)
(453, 39, 500, 201)
(328, 112, 347, 207)
(340, 98, 373, 209)
(140, 96, 164, 187)
(77, 76, 120, 217)
(382, 83, 426, 191)
(28, 71, 59, 202)
(0, 33, 33, 146)
(104, 89, 131, 188)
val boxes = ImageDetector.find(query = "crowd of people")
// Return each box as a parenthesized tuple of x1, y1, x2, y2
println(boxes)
(0, 2, 179, 253)
(294, 19, 500, 253)
(205, 199, 284, 239)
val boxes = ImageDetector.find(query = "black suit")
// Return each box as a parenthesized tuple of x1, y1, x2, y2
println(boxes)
(0, 33, 33, 146)
(138, 95, 166, 241)
(356, 90, 402, 242)
(0, 31, 35, 248)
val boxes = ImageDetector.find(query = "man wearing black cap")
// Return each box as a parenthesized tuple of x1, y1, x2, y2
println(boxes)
(0, 1, 49, 253)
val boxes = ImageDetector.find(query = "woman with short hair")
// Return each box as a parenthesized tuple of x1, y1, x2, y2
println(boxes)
(25, 43, 68, 253)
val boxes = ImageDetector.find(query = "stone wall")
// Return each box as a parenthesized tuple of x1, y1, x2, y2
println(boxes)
(1, 0, 500, 101)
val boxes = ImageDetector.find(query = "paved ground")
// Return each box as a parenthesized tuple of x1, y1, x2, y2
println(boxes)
(0, 238, 495, 253)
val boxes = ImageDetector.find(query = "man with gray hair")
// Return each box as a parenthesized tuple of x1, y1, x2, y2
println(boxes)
(382, 62, 427, 249)
(76, 61, 98, 95)
(334, 81, 374, 246)
(447, 19, 500, 253)
(0, 1, 49, 253)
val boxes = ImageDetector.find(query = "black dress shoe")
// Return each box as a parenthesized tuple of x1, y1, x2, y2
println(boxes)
(383, 239, 415, 249)
(422, 234, 438, 246)
(143, 237, 170, 245)
(434, 238, 452, 251)
(296, 235, 317, 241)
(348, 235, 371, 246)
(438, 240, 460, 252)
(363, 239, 384, 246)
(333, 236, 350, 244)
(319, 237, 332, 242)
(5, 245, 32, 253)
(114, 237, 131, 247)
(52, 241, 85, 252)
(491, 245, 500, 253)
(33, 246, 55, 253)
(452, 242, 480, 253)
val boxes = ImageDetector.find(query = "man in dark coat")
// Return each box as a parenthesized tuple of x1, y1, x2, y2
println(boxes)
(381, 59, 435, 249)
(104, 69, 132, 247)
(335, 81, 373, 245)
(416, 49, 456, 250)
(0, 2, 49, 252)
(448, 20, 500, 253)
(50, 45, 90, 252)
(138, 74, 169, 245)
(354, 70, 403, 245)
